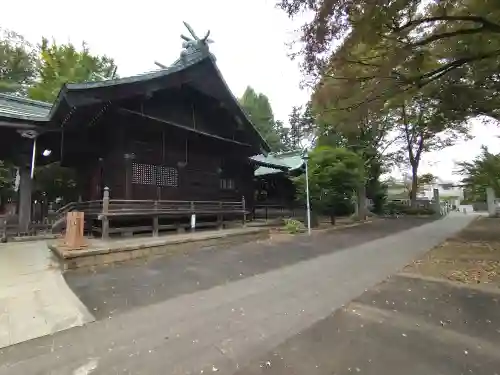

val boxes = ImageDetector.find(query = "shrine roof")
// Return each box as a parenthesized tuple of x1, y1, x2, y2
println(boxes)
(251, 150, 305, 176)
(0, 93, 51, 128)
(0, 22, 270, 154)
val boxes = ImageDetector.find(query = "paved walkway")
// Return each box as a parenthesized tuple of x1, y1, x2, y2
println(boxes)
(65, 217, 434, 320)
(0, 213, 477, 374)
(234, 274, 500, 375)
(0, 241, 94, 349)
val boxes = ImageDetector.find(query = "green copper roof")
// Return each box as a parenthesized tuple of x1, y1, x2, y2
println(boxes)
(251, 150, 305, 176)
(0, 93, 51, 121)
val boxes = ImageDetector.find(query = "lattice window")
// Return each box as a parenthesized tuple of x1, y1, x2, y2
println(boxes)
(220, 178, 235, 190)
(132, 163, 178, 187)
(158, 166, 178, 187)
(132, 162, 156, 185)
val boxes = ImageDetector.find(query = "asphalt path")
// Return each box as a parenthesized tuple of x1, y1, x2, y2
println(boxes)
(0, 214, 476, 374)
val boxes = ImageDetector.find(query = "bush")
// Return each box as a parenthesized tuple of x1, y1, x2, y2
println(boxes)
(283, 218, 306, 234)
(403, 207, 436, 216)
(384, 201, 408, 215)
(384, 202, 436, 216)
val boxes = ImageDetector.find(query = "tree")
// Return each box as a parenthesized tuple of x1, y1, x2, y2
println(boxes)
(0, 161, 15, 212)
(418, 173, 436, 186)
(240, 86, 284, 151)
(28, 38, 117, 102)
(0, 28, 37, 95)
(287, 102, 316, 150)
(393, 93, 470, 206)
(457, 146, 500, 202)
(294, 146, 364, 224)
(33, 162, 79, 204)
(279, 0, 500, 123)
(312, 92, 396, 219)
(365, 158, 388, 214)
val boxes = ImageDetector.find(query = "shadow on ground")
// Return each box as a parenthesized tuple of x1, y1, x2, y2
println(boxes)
(233, 275, 500, 375)
(64, 217, 434, 319)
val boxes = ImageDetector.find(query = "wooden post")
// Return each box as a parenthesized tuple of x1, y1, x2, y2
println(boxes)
(64, 211, 86, 249)
(217, 201, 223, 230)
(152, 201, 159, 236)
(101, 186, 110, 239)
(242, 196, 247, 227)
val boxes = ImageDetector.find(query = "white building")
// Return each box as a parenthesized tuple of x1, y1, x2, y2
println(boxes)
(416, 178, 464, 207)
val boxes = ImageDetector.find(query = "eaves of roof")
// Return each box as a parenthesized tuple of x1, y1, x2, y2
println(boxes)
(0, 44, 271, 154)
(0, 93, 51, 122)
(252, 150, 305, 176)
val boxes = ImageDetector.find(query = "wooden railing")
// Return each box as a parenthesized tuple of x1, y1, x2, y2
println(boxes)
(52, 188, 248, 239)
(252, 203, 305, 221)
(100, 199, 245, 215)
(53, 201, 103, 221)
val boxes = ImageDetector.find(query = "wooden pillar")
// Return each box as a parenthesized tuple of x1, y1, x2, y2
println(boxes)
(18, 167, 32, 233)
(242, 196, 247, 227)
(152, 201, 159, 236)
(217, 201, 223, 230)
(124, 153, 134, 200)
(101, 187, 110, 239)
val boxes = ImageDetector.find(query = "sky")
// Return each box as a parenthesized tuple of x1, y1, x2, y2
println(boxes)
(1, 0, 499, 182)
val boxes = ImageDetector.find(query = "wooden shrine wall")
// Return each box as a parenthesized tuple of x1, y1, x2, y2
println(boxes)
(98, 112, 255, 205)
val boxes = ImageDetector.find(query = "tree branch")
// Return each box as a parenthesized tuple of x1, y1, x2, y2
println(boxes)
(412, 49, 500, 88)
(409, 26, 488, 47)
(393, 16, 500, 34)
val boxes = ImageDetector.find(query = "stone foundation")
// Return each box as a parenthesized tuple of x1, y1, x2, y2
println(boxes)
(49, 227, 270, 270)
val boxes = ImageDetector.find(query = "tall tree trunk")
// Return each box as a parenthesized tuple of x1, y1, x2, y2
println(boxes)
(357, 183, 367, 221)
(410, 163, 418, 207)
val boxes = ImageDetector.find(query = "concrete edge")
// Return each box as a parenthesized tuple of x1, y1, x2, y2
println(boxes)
(51, 270, 96, 325)
(49, 227, 269, 260)
(319, 220, 373, 232)
(8, 234, 61, 243)
(396, 272, 500, 296)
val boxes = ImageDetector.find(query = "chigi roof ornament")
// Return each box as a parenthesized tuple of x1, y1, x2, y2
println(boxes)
(155, 21, 216, 70)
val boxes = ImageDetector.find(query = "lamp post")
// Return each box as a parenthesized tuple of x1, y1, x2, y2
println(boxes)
(302, 150, 311, 235)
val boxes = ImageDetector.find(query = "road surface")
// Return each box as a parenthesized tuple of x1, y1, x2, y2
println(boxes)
(0, 214, 476, 374)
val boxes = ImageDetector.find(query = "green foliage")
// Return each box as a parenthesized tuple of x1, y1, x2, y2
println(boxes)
(403, 207, 436, 216)
(0, 161, 16, 210)
(457, 146, 500, 202)
(283, 103, 315, 150)
(294, 146, 363, 217)
(0, 28, 37, 95)
(33, 162, 78, 203)
(0, 160, 15, 197)
(418, 173, 436, 186)
(1, 29, 118, 205)
(384, 201, 435, 216)
(279, 0, 500, 123)
(390, 93, 470, 205)
(283, 218, 306, 234)
(240, 86, 284, 152)
(28, 38, 117, 102)
(366, 159, 387, 214)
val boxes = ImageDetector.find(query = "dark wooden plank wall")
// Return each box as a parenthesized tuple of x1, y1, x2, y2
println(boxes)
(123, 87, 249, 146)
(97, 109, 255, 205)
